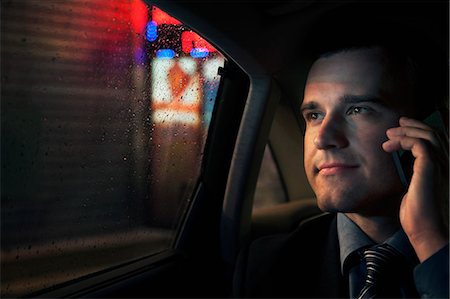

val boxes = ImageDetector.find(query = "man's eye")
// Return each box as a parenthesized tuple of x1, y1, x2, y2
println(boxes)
(346, 106, 373, 115)
(304, 112, 322, 122)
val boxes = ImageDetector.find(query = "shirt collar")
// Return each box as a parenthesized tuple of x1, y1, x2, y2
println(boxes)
(337, 213, 374, 273)
(384, 229, 420, 265)
(337, 213, 419, 274)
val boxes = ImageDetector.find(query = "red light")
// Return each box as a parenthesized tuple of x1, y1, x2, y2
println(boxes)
(181, 31, 217, 54)
(152, 7, 182, 25)
(131, 0, 148, 34)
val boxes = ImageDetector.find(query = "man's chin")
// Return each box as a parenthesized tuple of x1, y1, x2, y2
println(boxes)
(316, 199, 340, 213)
(316, 193, 402, 216)
(316, 195, 363, 213)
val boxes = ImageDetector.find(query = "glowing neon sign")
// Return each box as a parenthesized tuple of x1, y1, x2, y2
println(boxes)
(149, 6, 225, 126)
(152, 58, 201, 125)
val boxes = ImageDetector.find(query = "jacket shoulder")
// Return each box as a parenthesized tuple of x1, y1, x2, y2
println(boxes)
(234, 213, 337, 297)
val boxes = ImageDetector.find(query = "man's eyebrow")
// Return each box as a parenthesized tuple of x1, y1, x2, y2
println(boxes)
(340, 95, 386, 105)
(300, 95, 387, 112)
(300, 101, 319, 112)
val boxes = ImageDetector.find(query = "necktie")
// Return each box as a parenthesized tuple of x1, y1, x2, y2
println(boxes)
(357, 243, 403, 299)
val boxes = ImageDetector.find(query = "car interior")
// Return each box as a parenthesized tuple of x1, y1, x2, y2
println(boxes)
(1, 0, 447, 298)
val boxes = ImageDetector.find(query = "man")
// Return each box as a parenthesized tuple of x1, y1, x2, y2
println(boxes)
(233, 18, 449, 299)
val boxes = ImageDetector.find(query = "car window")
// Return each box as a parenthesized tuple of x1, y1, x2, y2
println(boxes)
(1, 1, 225, 297)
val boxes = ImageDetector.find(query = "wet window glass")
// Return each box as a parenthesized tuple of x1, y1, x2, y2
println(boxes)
(1, 1, 225, 297)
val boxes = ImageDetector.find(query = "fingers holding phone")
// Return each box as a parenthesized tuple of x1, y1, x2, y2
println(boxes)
(383, 113, 448, 187)
(382, 112, 449, 262)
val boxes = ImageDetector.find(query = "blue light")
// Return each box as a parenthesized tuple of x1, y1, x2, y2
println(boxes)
(156, 49, 175, 59)
(190, 47, 209, 58)
(146, 21, 157, 42)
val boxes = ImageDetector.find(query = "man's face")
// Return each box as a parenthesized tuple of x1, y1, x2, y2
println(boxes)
(302, 48, 405, 216)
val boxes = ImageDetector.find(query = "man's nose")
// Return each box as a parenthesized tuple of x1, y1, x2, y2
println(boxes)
(313, 115, 349, 149)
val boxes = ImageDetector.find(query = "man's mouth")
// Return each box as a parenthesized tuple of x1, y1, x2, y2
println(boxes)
(317, 163, 359, 175)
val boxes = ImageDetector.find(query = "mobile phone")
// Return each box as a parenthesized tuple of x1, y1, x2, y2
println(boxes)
(392, 110, 447, 187)
(392, 150, 412, 187)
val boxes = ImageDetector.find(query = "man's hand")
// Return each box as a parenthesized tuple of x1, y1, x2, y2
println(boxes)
(383, 116, 449, 262)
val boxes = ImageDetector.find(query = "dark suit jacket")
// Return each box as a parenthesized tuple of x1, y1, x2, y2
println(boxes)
(234, 213, 348, 298)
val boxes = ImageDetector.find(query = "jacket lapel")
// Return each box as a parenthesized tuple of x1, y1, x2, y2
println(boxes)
(317, 215, 348, 298)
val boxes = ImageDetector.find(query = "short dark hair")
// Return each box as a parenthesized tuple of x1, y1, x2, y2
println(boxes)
(317, 46, 420, 118)
(305, 4, 448, 121)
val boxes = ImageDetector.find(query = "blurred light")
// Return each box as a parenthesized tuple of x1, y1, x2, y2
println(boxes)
(156, 49, 175, 59)
(152, 59, 175, 103)
(146, 21, 158, 42)
(180, 78, 201, 105)
(153, 109, 199, 125)
(203, 57, 225, 80)
(181, 31, 217, 54)
(190, 48, 209, 58)
(152, 59, 202, 126)
(131, 0, 148, 34)
(178, 57, 197, 75)
(152, 6, 181, 25)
